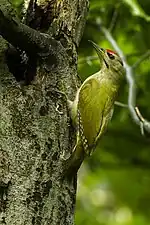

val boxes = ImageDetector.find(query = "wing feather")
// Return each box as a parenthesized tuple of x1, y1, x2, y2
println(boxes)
(78, 77, 115, 151)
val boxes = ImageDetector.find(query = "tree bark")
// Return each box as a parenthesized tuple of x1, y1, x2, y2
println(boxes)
(0, 0, 89, 224)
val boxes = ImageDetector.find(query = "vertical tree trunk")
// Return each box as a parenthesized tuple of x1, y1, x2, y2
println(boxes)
(0, 0, 89, 224)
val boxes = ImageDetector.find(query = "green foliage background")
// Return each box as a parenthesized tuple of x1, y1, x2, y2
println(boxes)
(10, 0, 150, 224)
(77, 0, 150, 225)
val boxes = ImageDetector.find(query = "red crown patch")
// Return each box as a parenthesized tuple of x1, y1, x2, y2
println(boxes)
(106, 49, 118, 55)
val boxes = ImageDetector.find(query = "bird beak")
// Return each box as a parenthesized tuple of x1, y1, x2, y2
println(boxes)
(88, 40, 105, 61)
(88, 40, 109, 68)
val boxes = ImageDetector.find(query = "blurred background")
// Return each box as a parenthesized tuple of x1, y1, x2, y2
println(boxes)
(77, 0, 150, 225)
(10, 0, 150, 224)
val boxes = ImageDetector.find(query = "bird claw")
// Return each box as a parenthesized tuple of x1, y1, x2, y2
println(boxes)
(60, 144, 77, 161)
(60, 151, 72, 161)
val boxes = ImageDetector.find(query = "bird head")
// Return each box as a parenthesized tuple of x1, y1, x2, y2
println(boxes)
(89, 41, 125, 76)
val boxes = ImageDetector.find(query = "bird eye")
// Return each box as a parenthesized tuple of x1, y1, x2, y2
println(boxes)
(107, 52, 115, 59)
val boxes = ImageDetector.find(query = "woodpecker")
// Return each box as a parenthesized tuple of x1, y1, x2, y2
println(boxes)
(69, 41, 125, 157)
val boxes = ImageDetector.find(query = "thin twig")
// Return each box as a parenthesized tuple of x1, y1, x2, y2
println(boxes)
(115, 101, 128, 108)
(135, 107, 150, 134)
(135, 107, 145, 122)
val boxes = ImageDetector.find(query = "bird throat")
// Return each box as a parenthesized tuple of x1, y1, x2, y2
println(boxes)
(103, 58, 109, 69)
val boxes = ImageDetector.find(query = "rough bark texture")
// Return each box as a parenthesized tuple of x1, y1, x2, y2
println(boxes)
(0, 0, 89, 224)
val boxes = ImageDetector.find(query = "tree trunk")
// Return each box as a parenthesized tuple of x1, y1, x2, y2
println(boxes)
(0, 0, 89, 224)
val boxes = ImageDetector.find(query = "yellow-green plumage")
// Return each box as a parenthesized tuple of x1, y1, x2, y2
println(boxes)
(71, 42, 125, 156)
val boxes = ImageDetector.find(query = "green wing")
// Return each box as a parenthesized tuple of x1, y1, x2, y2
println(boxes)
(78, 77, 115, 153)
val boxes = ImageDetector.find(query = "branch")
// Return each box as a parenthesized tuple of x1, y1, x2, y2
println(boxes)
(98, 25, 150, 134)
(135, 107, 150, 134)
(0, 1, 61, 57)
